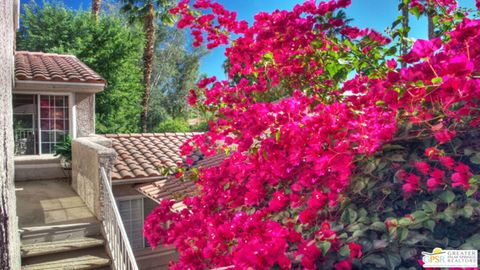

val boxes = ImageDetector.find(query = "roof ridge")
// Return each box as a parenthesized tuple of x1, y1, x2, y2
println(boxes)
(15, 51, 77, 58)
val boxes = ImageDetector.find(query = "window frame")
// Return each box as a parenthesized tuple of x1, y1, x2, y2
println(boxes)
(12, 91, 76, 155)
(116, 195, 157, 250)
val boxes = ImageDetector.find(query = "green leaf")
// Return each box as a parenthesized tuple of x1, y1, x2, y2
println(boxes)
(423, 220, 435, 232)
(466, 185, 478, 197)
(316, 241, 332, 255)
(339, 245, 350, 257)
(422, 201, 437, 213)
(462, 204, 474, 218)
(398, 227, 409, 242)
(400, 247, 418, 260)
(341, 208, 358, 223)
(470, 153, 480, 164)
(387, 154, 406, 162)
(463, 147, 475, 156)
(351, 229, 366, 239)
(370, 221, 387, 232)
(399, 217, 412, 226)
(431, 77, 443, 84)
(410, 6, 421, 19)
(263, 52, 273, 60)
(385, 253, 402, 268)
(363, 254, 386, 268)
(275, 130, 281, 142)
(223, 183, 230, 190)
(439, 190, 455, 204)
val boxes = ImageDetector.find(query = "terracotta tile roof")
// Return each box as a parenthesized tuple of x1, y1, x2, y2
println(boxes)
(135, 153, 225, 202)
(105, 133, 204, 181)
(15, 51, 106, 84)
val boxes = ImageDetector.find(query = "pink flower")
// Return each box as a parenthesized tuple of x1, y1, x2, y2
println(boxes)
(415, 161, 430, 175)
(387, 59, 397, 69)
(187, 89, 197, 105)
(403, 38, 442, 63)
(451, 163, 473, 190)
(335, 258, 352, 270)
(402, 173, 421, 195)
(348, 242, 362, 259)
(269, 191, 289, 212)
(299, 208, 317, 225)
(434, 129, 456, 144)
(439, 156, 455, 169)
(307, 190, 327, 210)
(425, 147, 441, 158)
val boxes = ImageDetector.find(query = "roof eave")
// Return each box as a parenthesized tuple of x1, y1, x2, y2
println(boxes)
(14, 79, 106, 94)
(112, 175, 169, 185)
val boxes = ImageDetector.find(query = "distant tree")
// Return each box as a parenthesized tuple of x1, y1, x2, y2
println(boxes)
(17, 1, 145, 133)
(120, 0, 175, 132)
(147, 26, 206, 130)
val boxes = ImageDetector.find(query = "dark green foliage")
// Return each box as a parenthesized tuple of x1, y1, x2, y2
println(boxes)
(53, 135, 72, 162)
(17, 1, 145, 133)
(190, 121, 210, 132)
(330, 131, 480, 269)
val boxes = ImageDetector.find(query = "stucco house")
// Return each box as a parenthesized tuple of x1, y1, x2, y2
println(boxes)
(13, 51, 105, 181)
(102, 133, 223, 269)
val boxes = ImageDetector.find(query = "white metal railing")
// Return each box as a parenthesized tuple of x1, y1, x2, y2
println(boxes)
(100, 167, 139, 270)
(14, 128, 36, 155)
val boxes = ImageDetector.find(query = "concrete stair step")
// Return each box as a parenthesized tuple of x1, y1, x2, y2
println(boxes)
(21, 236, 105, 258)
(22, 246, 110, 270)
(20, 222, 101, 245)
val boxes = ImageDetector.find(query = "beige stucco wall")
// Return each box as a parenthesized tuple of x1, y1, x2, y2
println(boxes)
(136, 246, 179, 270)
(0, 0, 21, 268)
(75, 92, 96, 137)
(72, 136, 116, 219)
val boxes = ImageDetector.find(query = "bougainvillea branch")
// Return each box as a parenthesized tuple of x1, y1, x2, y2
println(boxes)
(145, 0, 480, 269)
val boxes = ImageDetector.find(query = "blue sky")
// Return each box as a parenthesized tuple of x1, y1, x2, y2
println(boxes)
(39, 0, 476, 79)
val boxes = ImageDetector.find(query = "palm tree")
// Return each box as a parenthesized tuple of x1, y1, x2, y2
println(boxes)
(121, 0, 174, 132)
(92, 0, 101, 20)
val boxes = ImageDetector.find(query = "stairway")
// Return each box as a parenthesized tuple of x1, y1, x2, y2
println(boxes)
(16, 180, 112, 270)
(20, 222, 111, 270)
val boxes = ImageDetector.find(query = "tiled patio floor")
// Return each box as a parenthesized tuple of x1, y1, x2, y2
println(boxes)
(15, 179, 97, 228)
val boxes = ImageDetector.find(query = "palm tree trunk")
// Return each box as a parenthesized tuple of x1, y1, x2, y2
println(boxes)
(401, 2, 409, 68)
(91, 0, 101, 20)
(141, 2, 156, 132)
(427, 12, 434, 39)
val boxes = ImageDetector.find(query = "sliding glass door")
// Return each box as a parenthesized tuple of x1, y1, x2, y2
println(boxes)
(13, 94, 71, 155)
(13, 94, 38, 155)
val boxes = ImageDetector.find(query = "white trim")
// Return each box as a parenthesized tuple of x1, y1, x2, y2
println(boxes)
(37, 95, 41, 154)
(72, 94, 77, 138)
(15, 80, 105, 93)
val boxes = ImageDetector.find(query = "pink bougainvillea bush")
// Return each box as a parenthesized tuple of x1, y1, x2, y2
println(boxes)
(144, 0, 480, 269)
